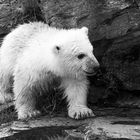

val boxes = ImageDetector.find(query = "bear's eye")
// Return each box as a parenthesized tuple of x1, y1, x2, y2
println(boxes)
(56, 46, 60, 51)
(77, 54, 86, 59)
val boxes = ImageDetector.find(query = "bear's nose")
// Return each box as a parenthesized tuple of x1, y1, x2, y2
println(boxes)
(85, 59, 100, 75)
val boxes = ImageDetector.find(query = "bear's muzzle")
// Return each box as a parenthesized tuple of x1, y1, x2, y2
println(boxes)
(83, 57, 100, 76)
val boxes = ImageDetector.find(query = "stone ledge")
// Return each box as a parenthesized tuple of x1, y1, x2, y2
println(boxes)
(0, 108, 140, 140)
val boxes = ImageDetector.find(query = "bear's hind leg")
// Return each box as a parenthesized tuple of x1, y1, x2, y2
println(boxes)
(14, 67, 41, 119)
(0, 67, 14, 104)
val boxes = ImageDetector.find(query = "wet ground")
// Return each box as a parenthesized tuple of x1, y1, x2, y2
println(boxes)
(0, 107, 140, 140)
(0, 125, 133, 140)
(1, 126, 80, 140)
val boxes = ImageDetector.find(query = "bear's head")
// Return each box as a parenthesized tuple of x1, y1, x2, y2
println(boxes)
(53, 27, 100, 78)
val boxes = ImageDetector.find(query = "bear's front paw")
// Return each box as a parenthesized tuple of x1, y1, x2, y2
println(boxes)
(18, 110, 41, 120)
(68, 105, 95, 119)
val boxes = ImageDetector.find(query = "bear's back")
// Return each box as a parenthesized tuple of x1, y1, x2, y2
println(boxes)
(0, 22, 50, 68)
(2, 22, 49, 50)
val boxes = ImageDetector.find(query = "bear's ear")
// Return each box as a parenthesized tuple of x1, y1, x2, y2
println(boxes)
(81, 27, 88, 35)
(53, 45, 61, 54)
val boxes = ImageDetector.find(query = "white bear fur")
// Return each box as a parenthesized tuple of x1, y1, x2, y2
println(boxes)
(0, 22, 99, 119)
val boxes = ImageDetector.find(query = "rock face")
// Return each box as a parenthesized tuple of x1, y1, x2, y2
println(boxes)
(0, 0, 140, 104)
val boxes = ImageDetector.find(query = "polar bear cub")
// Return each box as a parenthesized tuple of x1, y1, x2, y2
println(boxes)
(0, 22, 99, 119)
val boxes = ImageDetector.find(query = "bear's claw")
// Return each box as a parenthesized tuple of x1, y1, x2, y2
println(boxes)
(18, 110, 41, 120)
(68, 105, 95, 119)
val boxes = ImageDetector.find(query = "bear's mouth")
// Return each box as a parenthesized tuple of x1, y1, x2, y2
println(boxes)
(84, 71, 96, 76)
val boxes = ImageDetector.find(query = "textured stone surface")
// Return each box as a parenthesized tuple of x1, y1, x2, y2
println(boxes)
(103, 33, 140, 91)
(0, 108, 140, 140)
